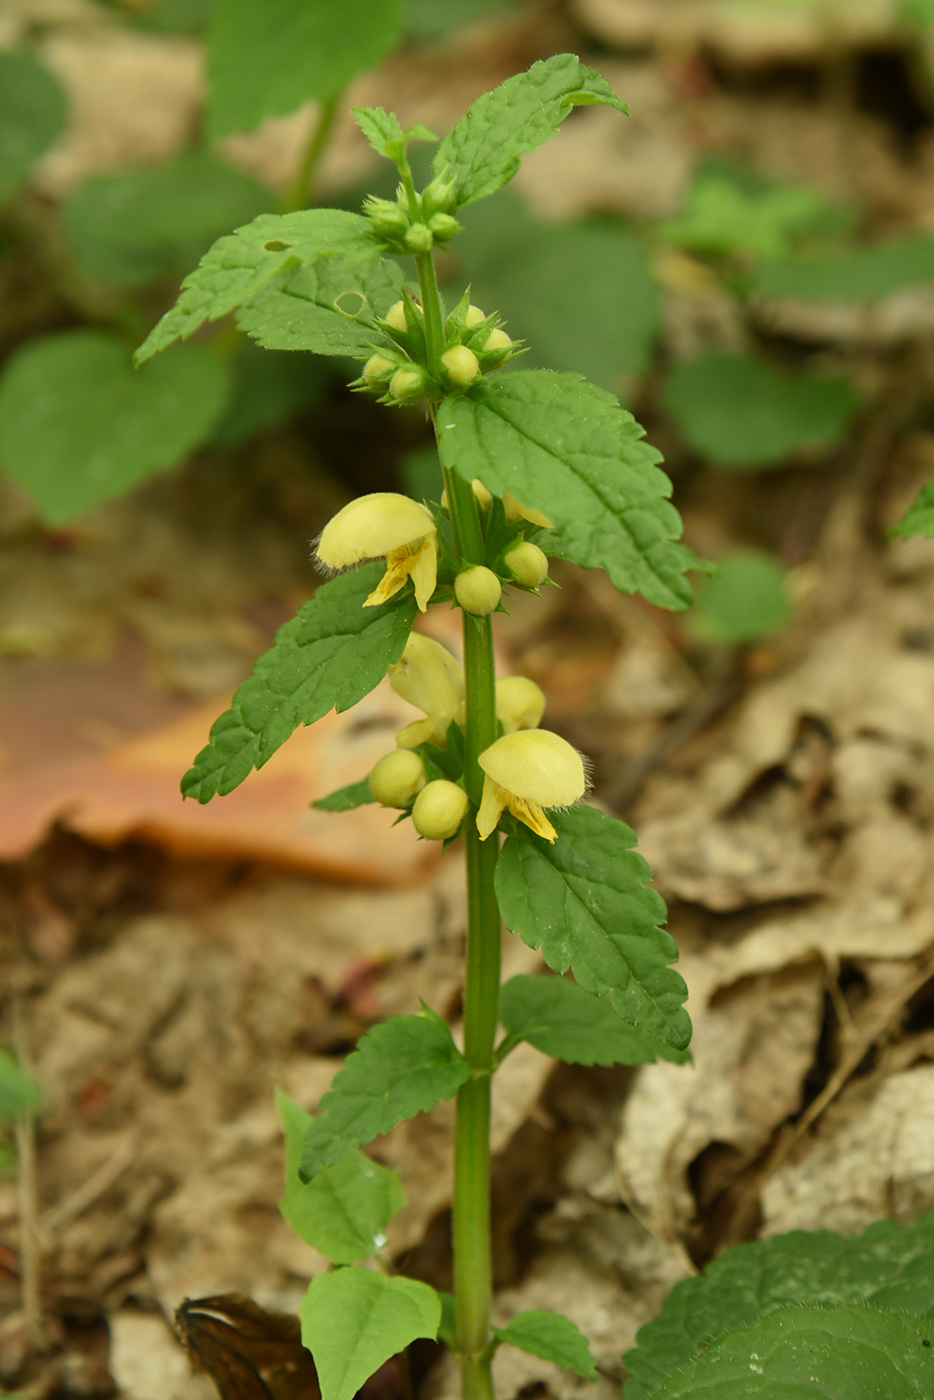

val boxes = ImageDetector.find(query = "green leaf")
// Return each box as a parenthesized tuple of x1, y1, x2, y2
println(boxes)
(210, 341, 328, 447)
(495, 806, 691, 1055)
(890, 481, 934, 541)
(236, 252, 405, 358)
(181, 564, 416, 802)
(692, 554, 791, 644)
(433, 53, 628, 210)
(63, 152, 274, 286)
(660, 173, 836, 261)
(901, 0, 934, 23)
(0, 52, 68, 202)
(458, 194, 661, 392)
(311, 779, 377, 813)
(493, 1310, 598, 1380)
(277, 1091, 405, 1264)
(352, 107, 437, 163)
(301, 1268, 439, 1400)
(207, 0, 403, 139)
(651, 1304, 934, 1400)
(0, 332, 230, 523)
(623, 1213, 934, 1400)
(405, 0, 517, 39)
(664, 352, 858, 469)
(0, 1049, 41, 1121)
(437, 371, 698, 611)
(134, 209, 378, 364)
(499, 974, 689, 1068)
(300, 1009, 470, 1181)
(751, 237, 934, 302)
(132, 0, 215, 32)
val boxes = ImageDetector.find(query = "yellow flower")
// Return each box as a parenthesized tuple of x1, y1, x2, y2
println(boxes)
(476, 729, 586, 843)
(316, 493, 438, 612)
(389, 633, 464, 748)
(503, 493, 554, 530)
(412, 780, 470, 840)
(368, 749, 427, 807)
(496, 675, 546, 733)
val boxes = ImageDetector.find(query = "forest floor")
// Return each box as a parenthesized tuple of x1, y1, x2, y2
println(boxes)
(3, 2, 934, 1398)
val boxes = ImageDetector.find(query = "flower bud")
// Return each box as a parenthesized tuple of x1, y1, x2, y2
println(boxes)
(385, 302, 408, 333)
(496, 675, 546, 733)
(428, 213, 462, 242)
(363, 196, 409, 242)
(404, 222, 434, 253)
(455, 565, 502, 615)
(441, 345, 479, 387)
(421, 173, 457, 219)
(368, 749, 426, 807)
(362, 353, 396, 386)
(504, 541, 549, 588)
(481, 327, 513, 365)
(412, 780, 469, 840)
(464, 305, 486, 329)
(390, 367, 426, 402)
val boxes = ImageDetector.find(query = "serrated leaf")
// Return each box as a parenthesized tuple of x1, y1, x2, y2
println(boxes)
(623, 1213, 934, 1400)
(664, 352, 858, 469)
(63, 152, 273, 286)
(0, 1049, 41, 1121)
(0, 332, 229, 523)
(236, 253, 405, 357)
(493, 1311, 598, 1379)
(207, 0, 402, 139)
(692, 553, 791, 644)
(311, 779, 376, 813)
(890, 481, 934, 541)
(0, 52, 68, 202)
(652, 1303, 934, 1400)
(752, 236, 934, 302)
(182, 564, 416, 802)
(433, 53, 628, 210)
(301, 1268, 439, 1400)
(277, 1091, 405, 1264)
(437, 371, 697, 610)
(352, 107, 437, 162)
(459, 194, 661, 392)
(499, 974, 689, 1068)
(135, 209, 378, 364)
(300, 1010, 470, 1181)
(495, 806, 690, 1054)
(660, 173, 836, 261)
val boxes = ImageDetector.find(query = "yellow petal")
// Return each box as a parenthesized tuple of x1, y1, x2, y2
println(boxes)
(389, 634, 464, 722)
(317, 493, 436, 569)
(395, 718, 437, 749)
(478, 729, 585, 808)
(364, 555, 408, 608)
(476, 775, 508, 840)
(502, 492, 554, 530)
(409, 536, 438, 612)
(506, 795, 557, 843)
(496, 676, 546, 734)
(364, 538, 438, 612)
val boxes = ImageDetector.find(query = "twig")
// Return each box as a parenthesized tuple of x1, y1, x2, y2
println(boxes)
(39, 1133, 138, 1242)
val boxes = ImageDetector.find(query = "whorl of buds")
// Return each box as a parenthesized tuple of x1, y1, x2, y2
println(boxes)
(504, 541, 549, 588)
(362, 354, 396, 386)
(441, 345, 480, 388)
(368, 749, 426, 808)
(412, 780, 470, 840)
(390, 367, 426, 402)
(454, 566, 502, 615)
(363, 196, 409, 243)
(428, 213, 462, 243)
(404, 222, 434, 254)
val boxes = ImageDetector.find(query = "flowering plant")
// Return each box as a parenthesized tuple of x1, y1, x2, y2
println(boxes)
(137, 56, 702, 1400)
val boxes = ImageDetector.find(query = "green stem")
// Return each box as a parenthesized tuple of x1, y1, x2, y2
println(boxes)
(422, 247, 500, 1398)
(283, 93, 340, 212)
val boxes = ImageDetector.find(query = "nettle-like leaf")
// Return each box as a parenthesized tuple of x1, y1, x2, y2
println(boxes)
(434, 53, 628, 210)
(437, 371, 699, 610)
(0, 1048, 41, 1121)
(135, 209, 378, 364)
(300, 1008, 471, 1182)
(0, 52, 68, 202)
(499, 974, 688, 1068)
(63, 152, 274, 287)
(752, 236, 934, 302)
(664, 352, 858, 469)
(890, 481, 934, 541)
(277, 1091, 405, 1265)
(182, 564, 416, 802)
(692, 553, 791, 644)
(312, 779, 376, 813)
(495, 807, 690, 1055)
(652, 1304, 934, 1400)
(0, 331, 229, 523)
(236, 253, 405, 357)
(301, 1268, 440, 1400)
(459, 194, 661, 392)
(493, 1311, 598, 1380)
(206, 0, 402, 140)
(623, 1213, 934, 1399)
(352, 106, 437, 162)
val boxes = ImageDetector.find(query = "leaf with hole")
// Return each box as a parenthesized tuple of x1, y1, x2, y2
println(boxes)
(236, 253, 405, 358)
(181, 565, 417, 802)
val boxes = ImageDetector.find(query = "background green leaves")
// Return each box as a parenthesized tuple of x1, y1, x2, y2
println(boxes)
(0, 52, 68, 203)
(692, 554, 791, 643)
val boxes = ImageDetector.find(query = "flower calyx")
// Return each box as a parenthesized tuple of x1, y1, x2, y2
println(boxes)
(476, 729, 586, 843)
(316, 492, 439, 612)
